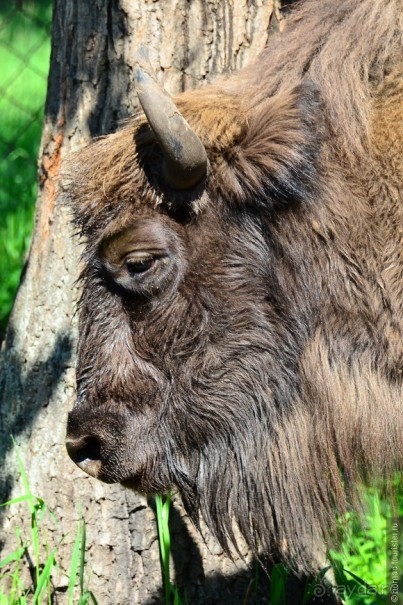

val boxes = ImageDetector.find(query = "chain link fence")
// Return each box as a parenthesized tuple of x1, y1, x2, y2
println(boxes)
(0, 0, 52, 337)
(0, 2, 50, 155)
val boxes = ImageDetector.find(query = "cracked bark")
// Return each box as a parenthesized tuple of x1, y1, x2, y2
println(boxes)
(0, 1, 292, 603)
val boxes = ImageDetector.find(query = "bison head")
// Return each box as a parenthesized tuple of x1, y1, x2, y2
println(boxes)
(64, 49, 400, 569)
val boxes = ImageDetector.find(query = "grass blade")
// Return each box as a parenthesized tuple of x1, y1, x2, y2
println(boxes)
(68, 521, 83, 604)
(79, 520, 87, 595)
(0, 495, 42, 508)
(155, 494, 172, 605)
(269, 564, 287, 605)
(0, 547, 26, 569)
(12, 439, 41, 587)
(343, 567, 383, 595)
(32, 549, 56, 604)
(78, 590, 99, 605)
(173, 588, 181, 605)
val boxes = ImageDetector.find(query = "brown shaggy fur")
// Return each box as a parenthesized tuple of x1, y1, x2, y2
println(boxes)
(64, 0, 403, 575)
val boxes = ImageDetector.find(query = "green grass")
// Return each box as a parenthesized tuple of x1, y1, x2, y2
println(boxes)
(0, 442, 97, 604)
(155, 495, 184, 605)
(1, 448, 400, 603)
(154, 487, 401, 605)
(1, 484, 176, 605)
(0, 2, 52, 338)
(264, 485, 402, 605)
(329, 484, 402, 605)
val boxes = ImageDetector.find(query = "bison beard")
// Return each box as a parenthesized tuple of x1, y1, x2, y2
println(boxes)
(64, 0, 402, 579)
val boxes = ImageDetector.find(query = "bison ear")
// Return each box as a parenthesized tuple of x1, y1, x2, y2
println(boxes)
(215, 80, 324, 207)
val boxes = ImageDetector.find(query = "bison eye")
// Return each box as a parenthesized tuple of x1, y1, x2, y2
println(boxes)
(125, 253, 155, 275)
(97, 220, 182, 297)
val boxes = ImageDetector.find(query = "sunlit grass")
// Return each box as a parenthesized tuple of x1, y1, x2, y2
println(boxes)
(0, 443, 97, 604)
(153, 486, 401, 605)
(155, 495, 184, 605)
(329, 483, 402, 605)
(1, 446, 399, 604)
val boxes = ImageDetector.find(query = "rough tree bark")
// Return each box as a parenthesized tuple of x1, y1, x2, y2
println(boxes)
(0, 1, 290, 603)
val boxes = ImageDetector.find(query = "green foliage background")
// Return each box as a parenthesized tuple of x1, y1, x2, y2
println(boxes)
(0, 0, 52, 339)
(0, 2, 401, 604)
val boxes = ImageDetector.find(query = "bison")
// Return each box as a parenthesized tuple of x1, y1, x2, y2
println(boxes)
(64, 0, 402, 588)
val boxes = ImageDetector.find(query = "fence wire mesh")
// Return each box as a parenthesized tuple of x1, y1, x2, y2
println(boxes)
(0, 3, 50, 156)
(0, 0, 52, 336)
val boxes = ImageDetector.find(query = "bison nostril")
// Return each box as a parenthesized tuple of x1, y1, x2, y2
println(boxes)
(66, 436, 101, 465)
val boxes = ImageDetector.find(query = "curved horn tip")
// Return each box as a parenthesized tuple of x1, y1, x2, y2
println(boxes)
(133, 48, 208, 190)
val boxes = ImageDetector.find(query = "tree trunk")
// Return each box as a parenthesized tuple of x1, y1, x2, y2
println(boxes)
(0, 1, 289, 603)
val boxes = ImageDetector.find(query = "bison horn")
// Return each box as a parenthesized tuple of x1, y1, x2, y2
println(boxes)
(134, 46, 207, 190)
